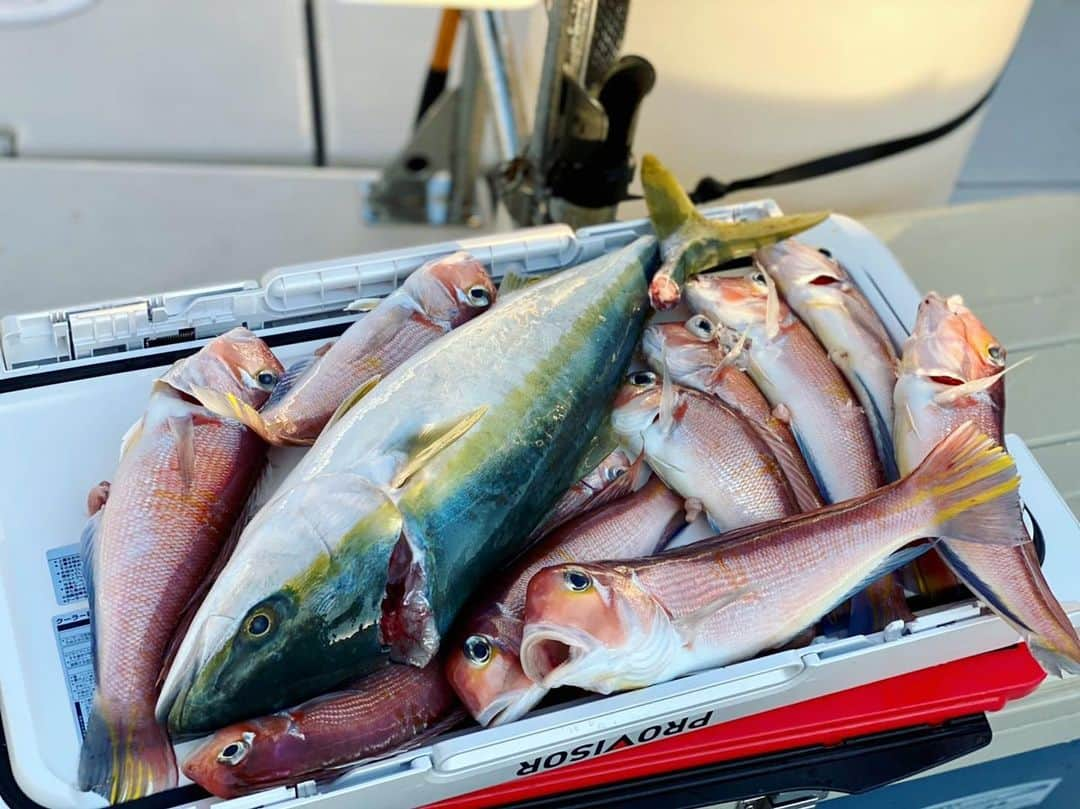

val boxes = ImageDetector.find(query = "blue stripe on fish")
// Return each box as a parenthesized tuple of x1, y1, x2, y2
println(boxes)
(790, 424, 833, 504)
(938, 543, 1036, 635)
(855, 371, 899, 483)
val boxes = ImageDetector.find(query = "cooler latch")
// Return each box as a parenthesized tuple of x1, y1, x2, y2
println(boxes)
(735, 790, 827, 809)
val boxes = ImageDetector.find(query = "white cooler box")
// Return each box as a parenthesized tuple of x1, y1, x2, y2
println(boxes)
(1, 203, 1077, 809)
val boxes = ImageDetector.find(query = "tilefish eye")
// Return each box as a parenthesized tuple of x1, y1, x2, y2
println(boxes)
(463, 634, 493, 666)
(245, 610, 273, 638)
(466, 286, 492, 307)
(255, 369, 279, 390)
(627, 370, 657, 388)
(217, 737, 251, 766)
(987, 344, 1005, 366)
(563, 569, 592, 592)
(686, 315, 715, 340)
(749, 270, 768, 286)
(605, 466, 627, 483)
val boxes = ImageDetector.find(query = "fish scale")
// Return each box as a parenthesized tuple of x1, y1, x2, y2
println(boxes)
(613, 381, 798, 533)
(446, 478, 684, 726)
(640, 322, 823, 513)
(159, 237, 658, 735)
(520, 423, 1023, 694)
(894, 292, 1080, 676)
(196, 253, 497, 447)
(686, 274, 883, 504)
(182, 662, 458, 798)
(79, 328, 282, 804)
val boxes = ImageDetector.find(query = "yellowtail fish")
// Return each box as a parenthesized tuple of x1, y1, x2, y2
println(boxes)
(895, 292, 1080, 675)
(640, 153, 828, 310)
(520, 423, 1024, 694)
(183, 661, 460, 798)
(611, 371, 799, 531)
(757, 240, 900, 481)
(78, 328, 283, 803)
(157, 237, 659, 736)
(445, 478, 685, 726)
(641, 318, 823, 512)
(199, 253, 496, 445)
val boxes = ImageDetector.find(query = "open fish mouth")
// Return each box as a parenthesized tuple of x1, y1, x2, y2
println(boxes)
(520, 624, 604, 689)
(474, 683, 550, 727)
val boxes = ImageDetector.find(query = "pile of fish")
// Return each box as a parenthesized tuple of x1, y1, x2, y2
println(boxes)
(73, 154, 1080, 804)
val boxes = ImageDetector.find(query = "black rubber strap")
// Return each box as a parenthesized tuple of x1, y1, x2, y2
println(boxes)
(689, 80, 999, 205)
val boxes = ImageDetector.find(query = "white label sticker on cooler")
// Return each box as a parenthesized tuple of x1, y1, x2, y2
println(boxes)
(919, 778, 1062, 809)
(46, 543, 87, 605)
(52, 609, 96, 739)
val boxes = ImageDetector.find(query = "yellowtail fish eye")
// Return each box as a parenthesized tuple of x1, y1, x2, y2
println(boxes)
(987, 344, 1005, 366)
(217, 736, 251, 766)
(466, 285, 492, 308)
(627, 370, 657, 388)
(255, 369, 279, 390)
(685, 315, 715, 341)
(563, 569, 592, 592)
(463, 634, 493, 666)
(245, 610, 273, 638)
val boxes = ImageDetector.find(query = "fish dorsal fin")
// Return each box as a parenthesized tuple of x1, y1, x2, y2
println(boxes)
(167, 415, 196, 492)
(498, 271, 544, 296)
(641, 153, 707, 243)
(658, 356, 677, 436)
(263, 354, 320, 410)
(932, 356, 1032, 405)
(391, 406, 489, 489)
(118, 416, 145, 461)
(673, 585, 750, 643)
(762, 270, 782, 340)
(325, 375, 383, 431)
(344, 298, 382, 313)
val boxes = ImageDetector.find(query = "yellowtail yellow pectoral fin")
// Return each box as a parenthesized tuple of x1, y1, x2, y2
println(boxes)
(497, 271, 547, 297)
(325, 375, 382, 431)
(392, 406, 489, 489)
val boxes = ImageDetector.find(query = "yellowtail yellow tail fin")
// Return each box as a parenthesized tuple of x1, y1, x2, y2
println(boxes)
(640, 154, 828, 309)
(641, 153, 705, 241)
(906, 421, 1024, 545)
